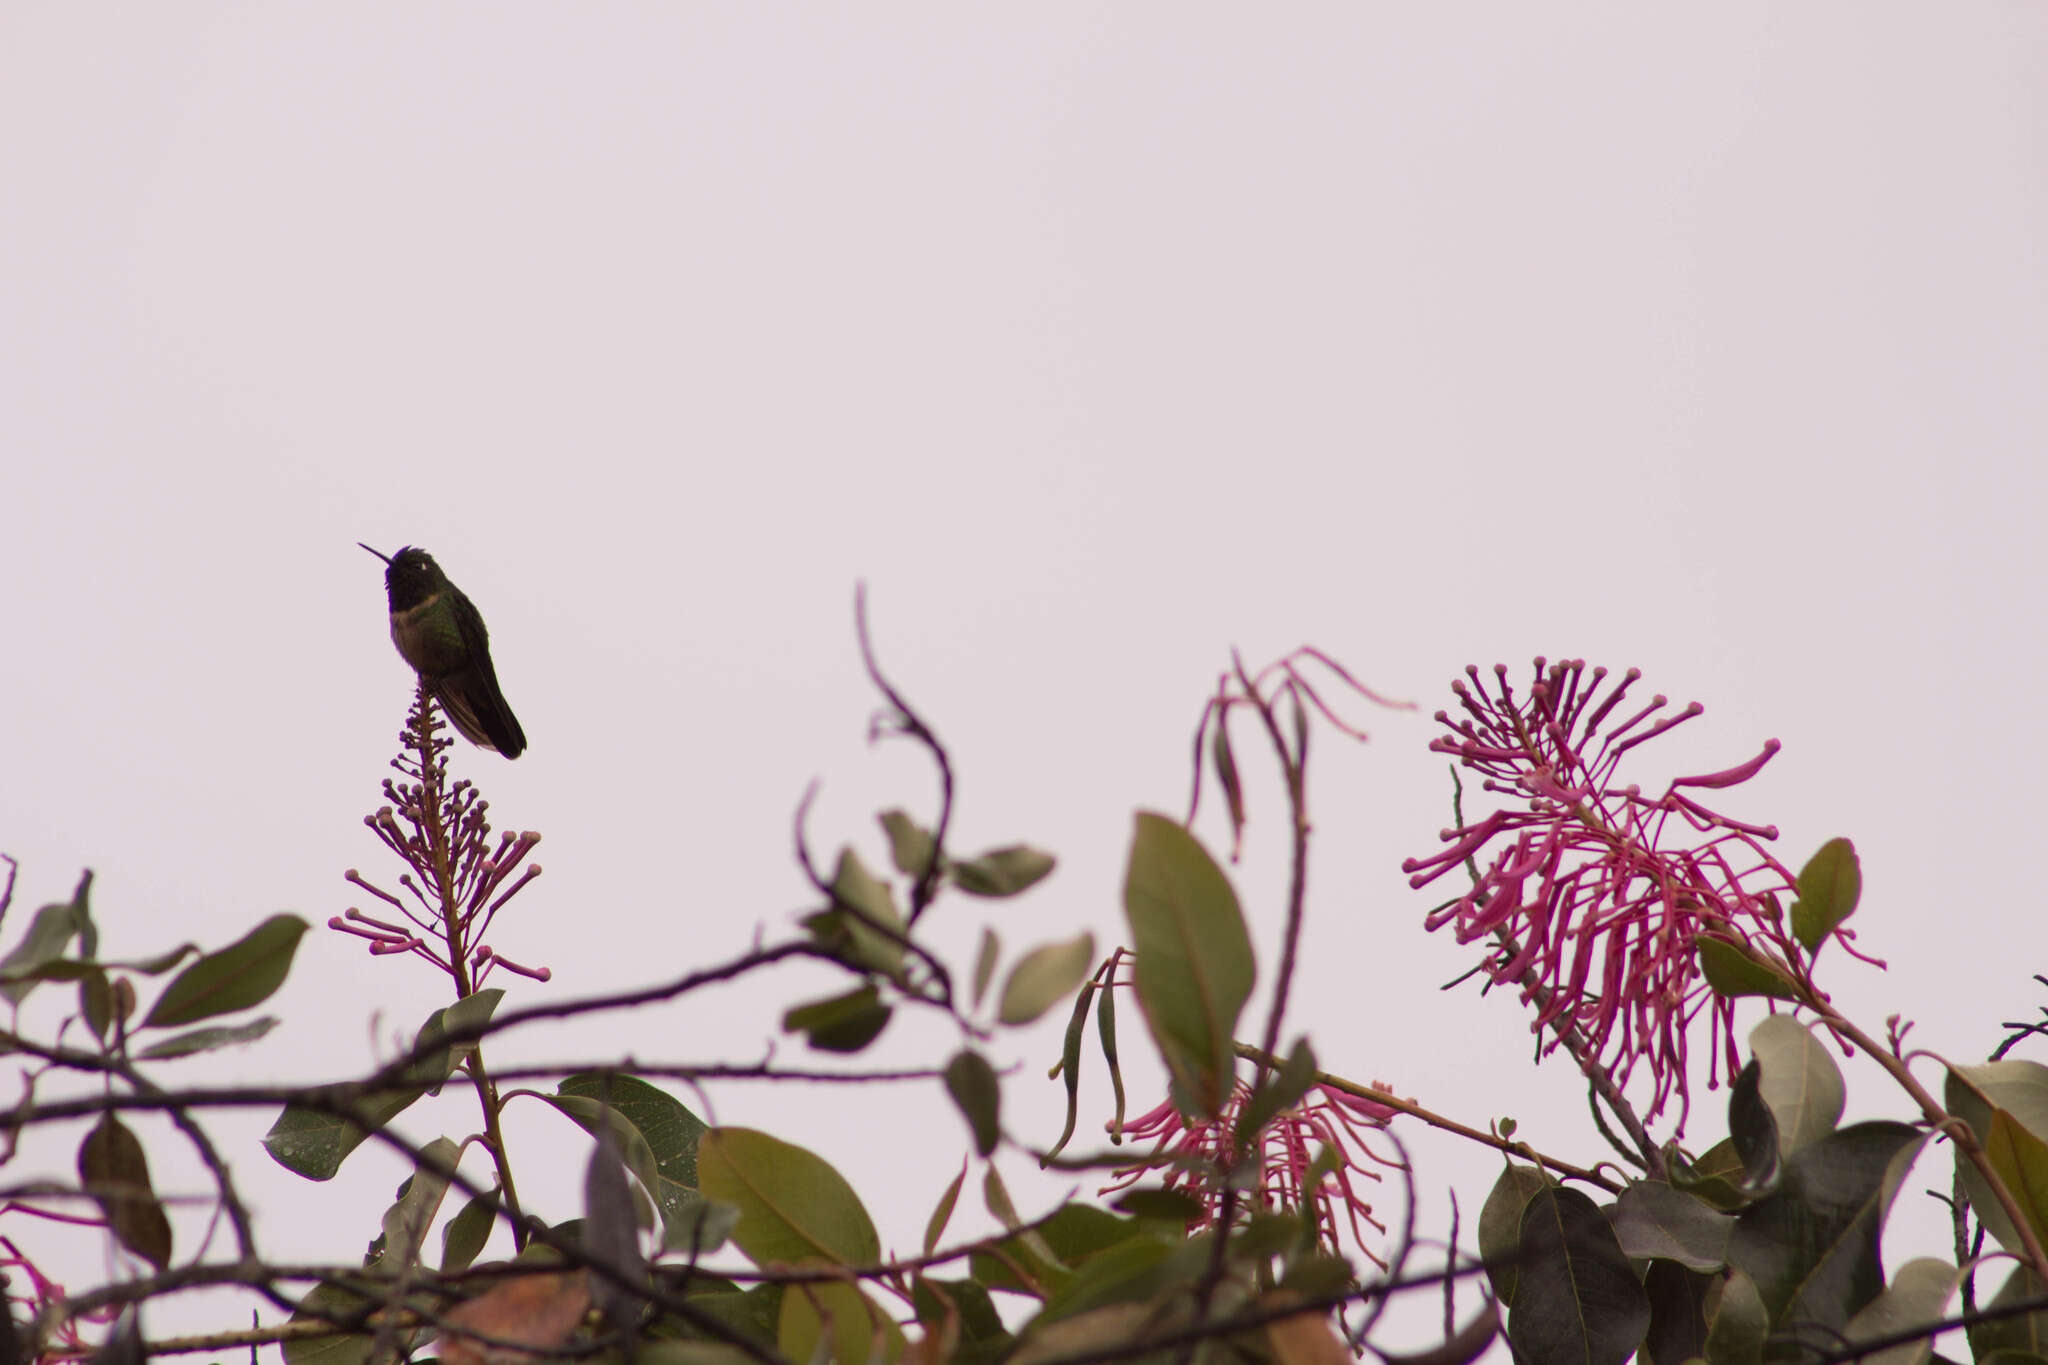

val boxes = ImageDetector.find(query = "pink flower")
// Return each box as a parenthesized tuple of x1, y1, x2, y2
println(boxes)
(1402, 659, 1811, 1129)
(1105, 1080, 1402, 1268)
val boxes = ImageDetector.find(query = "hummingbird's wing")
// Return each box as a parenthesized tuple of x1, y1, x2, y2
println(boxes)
(434, 590, 529, 759)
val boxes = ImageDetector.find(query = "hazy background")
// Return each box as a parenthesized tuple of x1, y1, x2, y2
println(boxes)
(3, 3, 2045, 1355)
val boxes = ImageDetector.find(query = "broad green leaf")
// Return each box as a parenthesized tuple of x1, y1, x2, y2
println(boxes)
(814, 848, 906, 977)
(0, 872, 92, 1005)
(1972, 1267, 2048, 1361)
(78, 1113, 171, 1269)
(998, 932, 1096, 1027)
(584, 1127, 650, 1330)
(1985, 1107, 2048, 1252)
(1947, 1061, 2048, 1256)
(1666, 1138, 1754, 1211)
(1703, 1267, 1768, 1365)
(1610, 1181, 1736, 1272)
(699, 1127, 879, 1267)
(1728, 1060, 1782, 1193)
(79, 967, 114, 1041)
(441, 1186, 499, 1271)
(879, 809, 935, 878)
(282, 1284, 378, 1365)
(971, 928, 1000, 1011)
(1120, 813, 1256, 1117)
(1697, 935, 1799, 1001)
(663, 1193, 741, 1256)
(262, 990, 503, 1180)
(782, 985, 892, 1053)
(1006, 1304, 1155, 1365)
(1507, 1186, 1649, 1365)
(924, 1159, 967, 1255)
(1725, 1121, 1925, 1335)
(558, 1072, 706, 1190)
(1033, 1234, 1178, 1325)
(912, 1278, 1009, 1354)
(1841, 1257, 1961, 1365)
(135, 1016, 279, 1060)
(778, 1277, 905, 1365)
(1641, 1261, 1712, 1365)
(1478, 1164, 1548, 1301)
(1750, 1015, 1845, 1155)
(1791, 837, 1861, 952)
(544, 1093, 668, 1235)
(1236, 1039, 1319, 1147)
(952, 845, 1058, 898)
(944, 1050, 1002, 1156)
(370, 1137, 458, 1271)
(1111, 1187, 1205, 1223)
(143, 915, 308, 1026)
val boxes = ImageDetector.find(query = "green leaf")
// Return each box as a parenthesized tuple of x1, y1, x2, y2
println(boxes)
(1791, 837, 1861, 952)
(952, 845, 1058, 898)
(1507, 1185, 1649, 1365)
(143, 914, 309, 1027)
(1728, 1060, 1782, 1193)
(0, 872, 92, 1006)
(370, 1137, 458, 1271)
(78, 1113, 171, 1269)
(1971, 1266, 2048, 1361)
(998, 932, 1096, 1027)
(1985, 1107, 2048, 1253)
(663, 1193, 741, 1256)
(559, 1072, 708, 1193)
(1947, 1061, 2048, 1257)
(698, 1127, 880, 1267)
(1666, 1138, 1755, 1211)
(1697, 935, 1799, 1001)
(1111, 1187, 1205, 1222)
(944, 1050, 1002, 1157)
(971, 928, 1000, 1011)
(879, 809, 936, 878)
(282, 1283, 379, 1365)
(79, 967, 115, 1041)
(1840, 1257, 1962, 1365)
(1610, 1181, 1736, 1272)
(1725, 1121, 1926, 1336)
(924, 1159, 967, 1255)
(1236, 1039, 1318, 1147)
(1641, 1261, 1712, 1365)
(1120, 812, 1256, 1117)
(812, 848, 906, 977)
(441, 1187, 499, 1271)
(263, 990, 503, 1180)
(778, 1279, 903, 1365)
(135, 1016, 279, 1060)
(1478, 1164, 1548, 1302)
(584, 1126, 650, 1330)
(1033, 1234, 1178, 1326)
(782, 985, 893, 1053)
(1750, 1014, 1845, 1154)
(1703, 1267, 1768, 1365)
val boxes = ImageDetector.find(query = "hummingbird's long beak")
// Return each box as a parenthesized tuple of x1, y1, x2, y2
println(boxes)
(357, 542, 393, 564)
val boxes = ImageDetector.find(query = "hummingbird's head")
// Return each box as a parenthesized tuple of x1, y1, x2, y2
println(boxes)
(363, 544, 447, 608)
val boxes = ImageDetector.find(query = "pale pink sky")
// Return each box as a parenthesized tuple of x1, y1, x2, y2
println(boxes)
(3, 5, 2045, 1355)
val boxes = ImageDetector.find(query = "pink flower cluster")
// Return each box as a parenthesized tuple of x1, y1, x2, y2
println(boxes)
(333, 702, 547, 988)
(1402, 659, 1806, 1127)
(1106, 1080, 1402, 1268)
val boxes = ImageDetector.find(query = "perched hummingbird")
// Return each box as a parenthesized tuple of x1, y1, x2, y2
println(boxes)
(359, 544, 528, 758)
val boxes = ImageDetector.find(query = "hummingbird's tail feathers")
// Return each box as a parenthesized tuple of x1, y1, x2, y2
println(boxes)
(432, 668, 527, 760)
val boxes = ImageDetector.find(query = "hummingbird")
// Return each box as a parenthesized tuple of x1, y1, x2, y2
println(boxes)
(359, 544, 528, 758)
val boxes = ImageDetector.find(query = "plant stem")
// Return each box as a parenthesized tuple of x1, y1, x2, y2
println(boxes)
(413, 686, 529, 1250)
